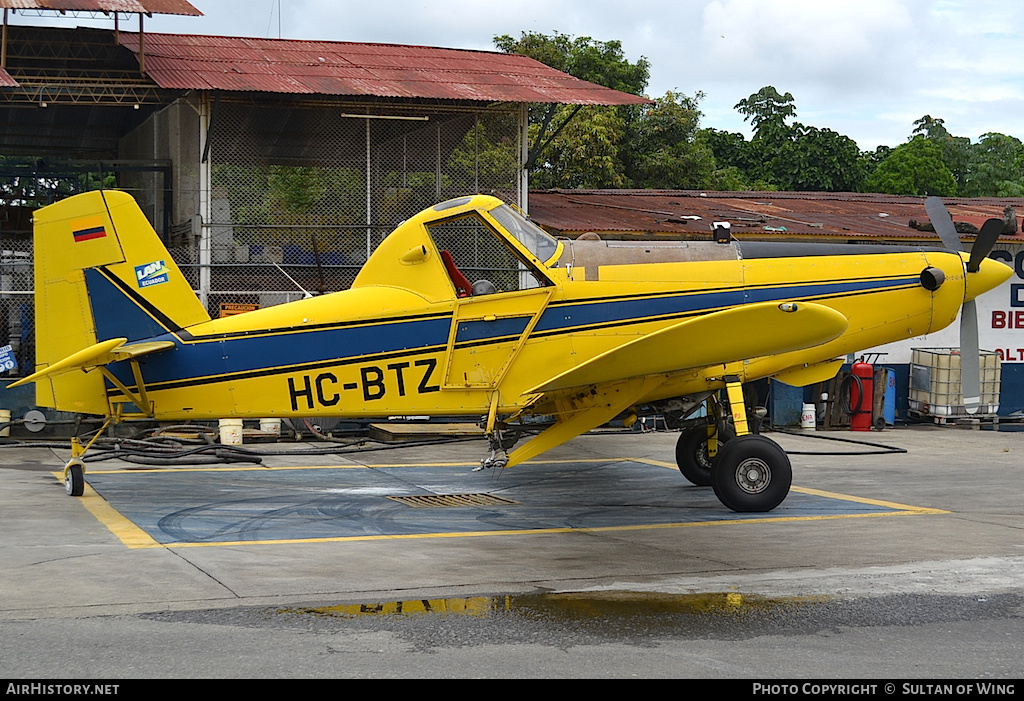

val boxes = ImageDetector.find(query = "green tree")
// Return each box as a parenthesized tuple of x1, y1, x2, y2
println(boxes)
(767, 124, 865, 191)
(623, 91, 717, 189)
(963, 132, 1024, 197)
(528, 106, 630, 188)
(494, 32, 650, 188)
(863, 136, 957, 196)
(714, 87, 865, 191)
(912, 115, 971, 192)
(734, 86, 797, 132)
(698, 129, 763, 189)
(494, 31, 649, 95)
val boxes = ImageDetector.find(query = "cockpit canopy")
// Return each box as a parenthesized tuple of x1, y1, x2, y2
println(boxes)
(352, 195, 561, 302)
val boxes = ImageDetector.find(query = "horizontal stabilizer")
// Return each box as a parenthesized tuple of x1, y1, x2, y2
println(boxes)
(9, 338, 174, 388)
(528, 301, 848, 394)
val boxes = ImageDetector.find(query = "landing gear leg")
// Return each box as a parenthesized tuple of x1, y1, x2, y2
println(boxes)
(710, 377, 792, 512)
(476, 427, 520, 471)
(477, 394, 509, 471)
(62, 418, 112, 497)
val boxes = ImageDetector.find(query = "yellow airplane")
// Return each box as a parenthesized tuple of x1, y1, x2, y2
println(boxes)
(12, 190, 1012, 512)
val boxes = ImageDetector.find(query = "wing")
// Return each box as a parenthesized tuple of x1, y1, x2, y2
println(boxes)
(503, 302, 848, 468)
(528, 301, 849, 395)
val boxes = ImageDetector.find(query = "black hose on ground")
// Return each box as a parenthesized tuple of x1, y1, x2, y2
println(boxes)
(771, 428, 907, 455)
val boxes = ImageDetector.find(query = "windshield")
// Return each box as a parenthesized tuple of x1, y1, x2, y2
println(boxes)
(489, 205, 559, 264)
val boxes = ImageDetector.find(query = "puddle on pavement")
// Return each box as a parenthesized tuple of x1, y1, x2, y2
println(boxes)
(280, 591, 828, 621)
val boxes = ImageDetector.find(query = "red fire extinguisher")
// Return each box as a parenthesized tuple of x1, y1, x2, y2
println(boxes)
(849, 359, 874, 431)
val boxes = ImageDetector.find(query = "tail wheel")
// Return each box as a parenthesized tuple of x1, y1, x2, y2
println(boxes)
(675, 424, 736, 486)
(64, 460, 85, 497)
(712, 435, 791, 512)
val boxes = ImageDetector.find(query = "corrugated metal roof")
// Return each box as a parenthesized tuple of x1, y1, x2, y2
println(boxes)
(528, 190, 1024, 244)
(117, 32, 652, 105)
(0, 1, 201, 15)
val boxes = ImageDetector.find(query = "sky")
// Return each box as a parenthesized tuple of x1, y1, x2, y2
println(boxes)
(10, 0, 1024, 151)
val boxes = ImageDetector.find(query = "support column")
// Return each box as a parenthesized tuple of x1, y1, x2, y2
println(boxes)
(197, 93, 212, 311)
(518, 103, 529, 213)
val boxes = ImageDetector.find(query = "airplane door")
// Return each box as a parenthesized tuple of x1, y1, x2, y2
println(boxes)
(443, 287, 552, 390)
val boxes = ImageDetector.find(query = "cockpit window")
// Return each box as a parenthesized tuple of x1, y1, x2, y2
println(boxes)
(426, 213, 549, 294)
(489, 205, 559, 264)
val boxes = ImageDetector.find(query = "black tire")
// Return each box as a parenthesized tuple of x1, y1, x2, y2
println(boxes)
(675, 424, 736, 486)
(711, 435, 791, 512)
(65, 462, 85, 497)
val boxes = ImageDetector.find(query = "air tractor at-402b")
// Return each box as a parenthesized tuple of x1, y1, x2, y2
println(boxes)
(13, 191, 1011, 512)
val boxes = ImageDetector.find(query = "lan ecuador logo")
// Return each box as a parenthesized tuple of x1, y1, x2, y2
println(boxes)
(135, 260, 170, 288)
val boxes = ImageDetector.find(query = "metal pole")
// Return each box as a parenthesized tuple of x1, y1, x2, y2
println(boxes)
(2, 9, 8, 70)
(138, 13, 145, 75)
(519, 103, 529, 213)
(365, 118, 371, 261)
(337, 113, 429, 260)
(198, 93, 212, 310)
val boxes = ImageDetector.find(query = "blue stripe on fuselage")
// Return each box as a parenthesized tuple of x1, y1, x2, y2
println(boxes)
(742, 276, 919, 304)
(455, 316, 532, 344)
(108, 275, 919, 390)
(105, 316, 452, 390)
(533, 276, 917, 335)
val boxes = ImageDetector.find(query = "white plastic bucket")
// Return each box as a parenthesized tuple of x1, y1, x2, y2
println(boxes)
(219, 418, 243, 445)
(259, 418, 281, 436)
(800, 403, 816, 430)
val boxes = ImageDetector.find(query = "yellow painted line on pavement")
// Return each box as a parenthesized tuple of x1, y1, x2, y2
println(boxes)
(52, 472, 160, 548)
(632, 458, 949, 513)
(789, 486, 950, 514)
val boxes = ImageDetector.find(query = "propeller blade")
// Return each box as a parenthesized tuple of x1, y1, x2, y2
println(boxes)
(925, 196, 963, 252)
(967, 218, 1004, 273)
(960, 299, 981, 414)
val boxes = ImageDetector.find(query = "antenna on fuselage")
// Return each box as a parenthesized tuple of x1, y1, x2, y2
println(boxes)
(271, 262, 313, 299)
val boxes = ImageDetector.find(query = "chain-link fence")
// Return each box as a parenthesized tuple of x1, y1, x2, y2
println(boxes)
(0, 96, 525, 377)
(198, 99, 523, 314)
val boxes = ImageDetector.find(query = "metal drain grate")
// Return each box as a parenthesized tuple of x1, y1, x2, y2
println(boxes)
(387, 493, 520, 508)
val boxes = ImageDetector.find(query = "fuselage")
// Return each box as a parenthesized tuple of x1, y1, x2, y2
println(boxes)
(98, 195, 1007, 421)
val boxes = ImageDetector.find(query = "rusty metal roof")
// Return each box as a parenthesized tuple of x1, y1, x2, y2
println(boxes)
(116, 32, 652, 105)
(528, 190, 1024, 244)
(0, 1, 201, 14)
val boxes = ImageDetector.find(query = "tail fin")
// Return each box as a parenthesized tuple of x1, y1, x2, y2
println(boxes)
(31, 190, 209, 414)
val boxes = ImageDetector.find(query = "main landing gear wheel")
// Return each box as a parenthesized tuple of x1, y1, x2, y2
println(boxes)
(675, 424, 736, 486)
(64, 459, 85, 497)
(711, 435, 791, 512)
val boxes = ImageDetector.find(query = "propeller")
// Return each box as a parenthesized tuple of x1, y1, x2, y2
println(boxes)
(924, 197, 1004, 414)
